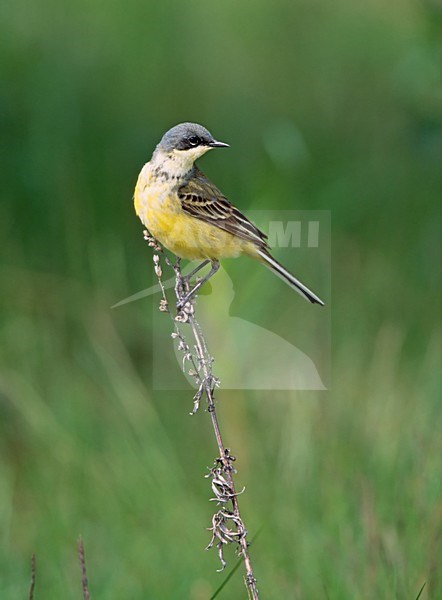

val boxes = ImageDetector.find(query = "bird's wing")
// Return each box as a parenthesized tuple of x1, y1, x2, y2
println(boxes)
(178, 168, 269, 249)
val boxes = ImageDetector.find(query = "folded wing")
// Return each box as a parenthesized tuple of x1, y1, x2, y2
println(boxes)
(178, 168, 269, 250)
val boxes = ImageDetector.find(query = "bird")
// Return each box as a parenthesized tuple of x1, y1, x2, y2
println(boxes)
(134, 122, 324, 307)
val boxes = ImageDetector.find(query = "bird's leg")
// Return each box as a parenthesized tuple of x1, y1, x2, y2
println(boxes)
(175, 259, 208, 302)
(182, 259, 210, 283)
(177, 260, 220, 309)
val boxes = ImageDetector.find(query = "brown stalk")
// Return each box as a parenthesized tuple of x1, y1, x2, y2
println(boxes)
(144, 232, 259, 599)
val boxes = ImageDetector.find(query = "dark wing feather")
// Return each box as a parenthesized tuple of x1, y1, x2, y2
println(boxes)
(178, 168, 269, 249)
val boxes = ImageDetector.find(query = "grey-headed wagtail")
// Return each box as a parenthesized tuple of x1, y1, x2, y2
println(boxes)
(134, 123, 324, 307)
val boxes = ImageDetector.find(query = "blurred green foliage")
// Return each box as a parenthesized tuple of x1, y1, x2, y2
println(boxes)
(0, 0, 440, 598)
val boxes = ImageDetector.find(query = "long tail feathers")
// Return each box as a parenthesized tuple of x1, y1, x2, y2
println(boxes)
(256, 249, 325, 306)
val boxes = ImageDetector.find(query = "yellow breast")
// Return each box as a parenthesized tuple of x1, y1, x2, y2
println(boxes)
(134, 165, 250, 261)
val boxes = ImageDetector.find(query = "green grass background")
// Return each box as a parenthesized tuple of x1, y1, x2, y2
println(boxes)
(0, 0, 440, 598)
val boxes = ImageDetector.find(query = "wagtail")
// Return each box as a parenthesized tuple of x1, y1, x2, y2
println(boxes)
(134, 122, 324, 307)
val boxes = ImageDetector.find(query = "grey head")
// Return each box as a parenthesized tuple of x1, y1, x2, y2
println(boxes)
(157, 122, 229, 153)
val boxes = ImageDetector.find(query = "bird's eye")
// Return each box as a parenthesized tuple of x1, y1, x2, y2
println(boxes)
(188, 136, 200, 146)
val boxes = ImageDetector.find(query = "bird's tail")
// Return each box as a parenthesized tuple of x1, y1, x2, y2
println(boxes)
(256, 249, 324, 306)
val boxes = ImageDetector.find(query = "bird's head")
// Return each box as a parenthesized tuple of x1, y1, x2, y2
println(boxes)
(153, 122, 229, 170)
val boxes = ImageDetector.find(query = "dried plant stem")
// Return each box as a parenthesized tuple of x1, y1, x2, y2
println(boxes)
(77, 537, 90, 600)
(28, 554, 36, 600)
(144, 232, 259, 599)
(188, 315, 258, 596)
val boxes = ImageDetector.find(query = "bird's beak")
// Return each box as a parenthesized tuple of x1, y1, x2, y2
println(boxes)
(208, 140, 229, 148)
